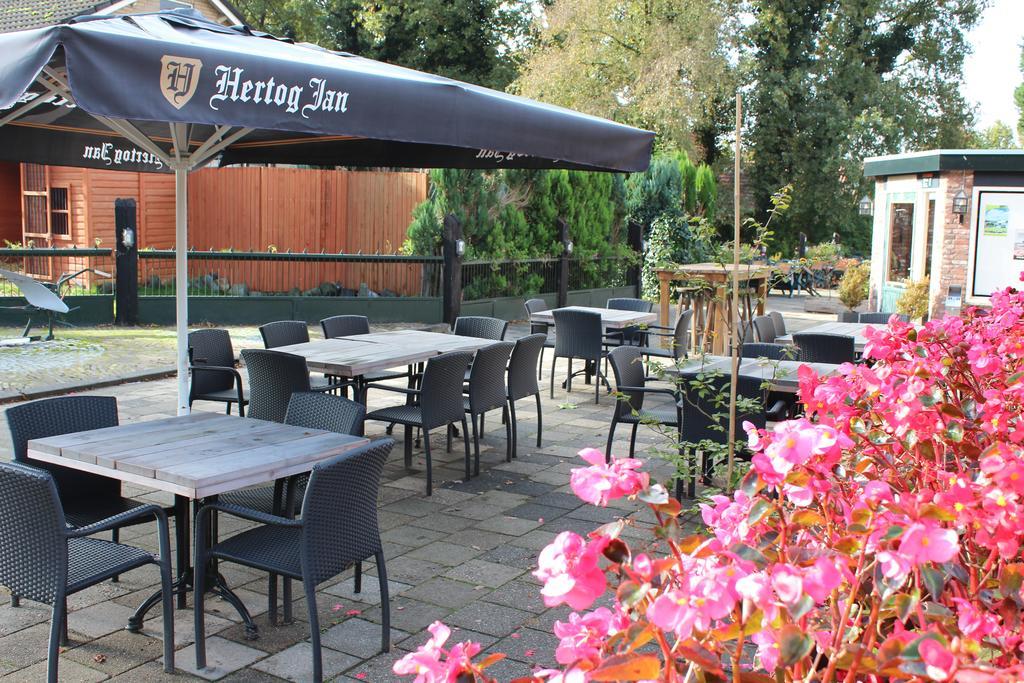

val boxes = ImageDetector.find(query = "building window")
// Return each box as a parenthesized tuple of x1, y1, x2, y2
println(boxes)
(924, 198, 936, 278)
(887, 202, 914, 281)
(20, 164, 72, 240)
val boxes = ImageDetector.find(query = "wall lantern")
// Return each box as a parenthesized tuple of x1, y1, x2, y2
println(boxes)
(858, 195, 873, 217)
(952, 189, 970, 220)
(565, 240, 574, 255)
(454, 239, 465, 257)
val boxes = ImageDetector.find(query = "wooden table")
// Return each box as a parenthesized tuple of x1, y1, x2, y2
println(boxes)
(656, 264, 773, 355)
(776, 322, 878, 353)
(529, 305, 658, 329)
(662, 355, 840, 394)
(28, 412, 366, 638)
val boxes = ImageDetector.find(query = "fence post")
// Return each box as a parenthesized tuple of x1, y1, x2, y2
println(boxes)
(442, 213, 463, 327)
(557, 218, 570, 308)
(114, 198, 138, 325)
(627, 219, 643, 298)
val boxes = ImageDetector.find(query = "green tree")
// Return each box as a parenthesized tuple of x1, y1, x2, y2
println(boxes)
(234, 0, 534, 89)
(745, 0, 984, 255)
(977, 121, 1017, 149)
(511, 0, 735, 160)
(1016, 41, 1024, 142)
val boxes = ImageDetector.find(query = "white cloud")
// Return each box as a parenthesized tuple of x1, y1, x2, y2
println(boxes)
(963, 0, 1024, 131)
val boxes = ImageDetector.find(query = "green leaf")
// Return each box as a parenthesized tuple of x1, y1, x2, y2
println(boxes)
(788, 594, 815, 620)
(778, 624, 814, 666)
(747, 499, 772, 526)
(920, 565, 946, 599)
(945, 421, 964, 442)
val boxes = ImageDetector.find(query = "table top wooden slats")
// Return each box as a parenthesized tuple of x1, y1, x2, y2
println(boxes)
(775, 321, 883, 353)
(529, 306, 658, 329)
(275, 330, 499, 377)
(660, 354, 840, 393)
(27, 414, 367, 499)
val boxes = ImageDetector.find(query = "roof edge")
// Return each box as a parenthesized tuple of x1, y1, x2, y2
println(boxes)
(864, 149, 1024, 178)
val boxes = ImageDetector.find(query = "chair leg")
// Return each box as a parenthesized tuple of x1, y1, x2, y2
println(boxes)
(355, 561, 362, 594)
(11, 595, 19, 607)
(226, 403, 231, 415)
(194, 545, 207, 670)
(111, 527, 120, 582)
(269, 574, 278, 626)
(283, 574, 293, 624)
(479, 411, 485, 435)
(538, 347, 544, 380)
(304, 577, 324, 683)
(403, 425, 413, 468)
(549, 355, 556, 399)
(470, 414, 480, 477)
(566, 358, 573, 394)
(535, 393, 542, 448)
(376, 551, 391, 653)
(447, 424, 453, 453)
(503, 404, 512, 463)
(629, 423, 638, 458)
(605, 418, 617, 463)
(461, 417, 471, 480)
(158, 549, 175, 673)
(508, 400, 518, 460)
(424, 431, 433, 496)
(47, 599, 64, 683)
(60, 600, 68, 646)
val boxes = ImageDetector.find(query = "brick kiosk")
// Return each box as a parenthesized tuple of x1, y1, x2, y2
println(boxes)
(863, 150, 1024, 319)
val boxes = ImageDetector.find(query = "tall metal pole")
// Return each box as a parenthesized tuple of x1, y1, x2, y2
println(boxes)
(726, 94, 742, 487)
(174, 165, 190, 415)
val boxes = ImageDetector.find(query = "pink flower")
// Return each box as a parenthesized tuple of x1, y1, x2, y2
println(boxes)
(552, 608, 624, 666)
(393, 621, 482, 682)
(918, 638, 957, 681)
(570, 448, 649, 506)
(954, 598, 1000, 640)
(534, 531, 608, 610)
(535, 666, 591, 683)
(646, 589, 697, 640)
(877, 550, 913, 583)
(770, 564, 804, 605)
(899, 522, 959, 565)
(802, 557, 842, 603)
(751, 630, 780, 671)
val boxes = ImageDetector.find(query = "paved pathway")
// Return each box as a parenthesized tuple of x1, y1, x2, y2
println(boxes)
(0, 299, 831, 681)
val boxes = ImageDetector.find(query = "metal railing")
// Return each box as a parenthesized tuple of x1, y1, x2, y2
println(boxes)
(460, 258, 559, 300)
(137, 250, 443, 298)
(0, 248, 115, 297)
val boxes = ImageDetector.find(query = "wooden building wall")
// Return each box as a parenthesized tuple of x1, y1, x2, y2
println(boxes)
(0, 162, 22, 246)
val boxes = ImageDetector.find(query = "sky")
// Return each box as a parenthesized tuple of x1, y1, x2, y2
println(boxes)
(963, 0, 1024, 132)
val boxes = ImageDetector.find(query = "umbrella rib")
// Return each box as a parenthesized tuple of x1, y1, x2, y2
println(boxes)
(188, 127, 253, 168)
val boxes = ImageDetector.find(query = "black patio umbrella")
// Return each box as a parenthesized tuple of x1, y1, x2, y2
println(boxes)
(0, 8, 654, 412)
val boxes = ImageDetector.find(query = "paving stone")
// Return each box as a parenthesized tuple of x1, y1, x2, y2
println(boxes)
(320, 618, 409, 658)
(169, 636, 268, 681)
(336, 646, 412, 681)
(492, 627, 560, 666)
(405, 541, 484, 567)
(143, 607, 233, 646)
(442, 529, 514, 551)
(506, 502, 569, 522)
(383, 556, 445, 585)
(324, 573, 412, 607)
(474, 515, 542, 536)
(1, 657, 107, 682)
(406, 513, 477, 533)
(478, 654, 538, 681)
(252, 641, 359, 681)
(380, 525, 446, 549)
(525, 605, 574, 633)
(0, 623, 58, 675)
(495, 479, 556, 497)
(568, 503, 629, 523)
(67, 600, 138, 640)
(397, 626, 500, 651)
(444, 559, 525, 588)
(65, 628, 166, 676)
(480, 544, 540, 570)
(217, 613, 311, 654)
(377, 510, 416, 531)
(0, 600, 49, 637)
(531, 491, 584, 510)
(509, 529, 557, 551)
(399, 577, 489, 609)
(482, 580, 546, 614)
(361, 597, 453, 634)
(540, 516, 599, 537)
(447, 602, 533, 638)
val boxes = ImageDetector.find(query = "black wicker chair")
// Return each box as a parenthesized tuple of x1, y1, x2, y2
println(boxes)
(605, 297, 653, 347)
(769, 311, 787, 337)
(525, 298, 556, 380)
(5, 396, 183, 608)
(0, 462, 174, 683)
(188, 328, 247, 416)
(741, 342, 798, 360)
(241, 349, 327, 423)
(550, 308, 609, 404)
(319, 315, 407, 391)
(752, 315, 777, 343)
(195, 439, 395, 683)
(793, 332, 856, 364)
(259, 320, 310, 348)
(365, 351, 473, 495)
(641, 309, 694, 362)
(507, 334, 546, 458)
(453, 316, 507, 340)
(463, 342, 514, 473)
(858, 312, 909, 324)
(676, 372, 769, 498)
(606, 346, 681, 461)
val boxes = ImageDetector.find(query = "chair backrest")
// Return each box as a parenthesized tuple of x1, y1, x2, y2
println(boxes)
(0, 462, 68, 605)
(793, 333, 855, 364)
(552, 309, 604, 361)
(189, 328, 235, 395)
(677, 372, 766, 446)
(285, 392, 365, 436)
(419, 351, 474, 430)
(5, 396, 120, 504)
(507, 333, 546, 400)
(858, 312, 909, 324)
(524, 298, 550, 336)
(299, 438, 393, 585)
(741, 342, 798, 361)
(735, 319, 755, 345)
(768, 311, 787, 336)
(241, 349, 312, 423)
(453, 316, 507, 340)
(752, 315, 777, 343)
(670, 309, 694, 360)
(608, 345, 648, 418)
(467, 342, 514, 414)
(259, 320, 309, 349)
(606, 298, 653, 313)
(320, 315, 370, 339)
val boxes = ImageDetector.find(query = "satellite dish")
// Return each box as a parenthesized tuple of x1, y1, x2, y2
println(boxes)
(0, 268, 70, 313)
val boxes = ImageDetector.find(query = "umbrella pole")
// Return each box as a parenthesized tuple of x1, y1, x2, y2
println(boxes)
(726, 93, 741, 488)
(175, 166, 190, 415)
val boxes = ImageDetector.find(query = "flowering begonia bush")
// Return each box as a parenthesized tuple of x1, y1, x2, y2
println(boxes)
(395, 284, 1024, 682)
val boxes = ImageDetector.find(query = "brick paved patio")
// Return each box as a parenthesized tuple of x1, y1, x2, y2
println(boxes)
(0, 299, 828, 681)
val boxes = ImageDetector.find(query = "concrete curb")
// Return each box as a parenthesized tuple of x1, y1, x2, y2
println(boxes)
(0, 366, 177, 405)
